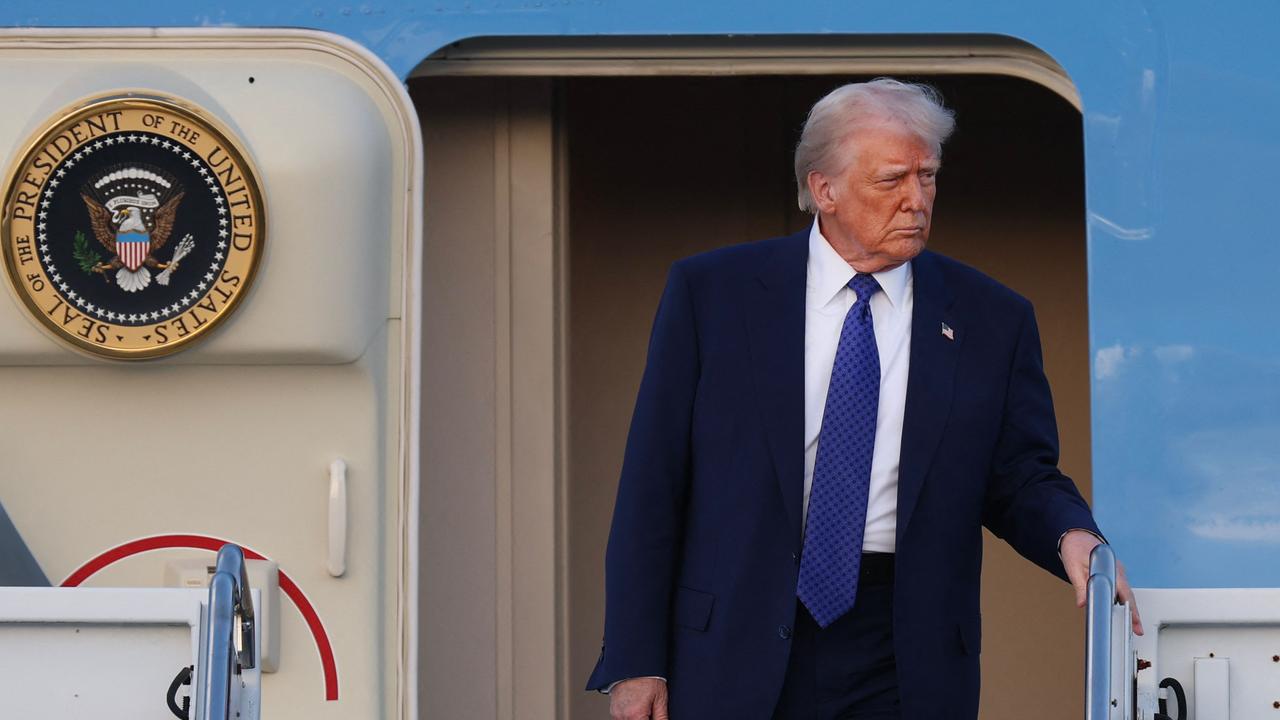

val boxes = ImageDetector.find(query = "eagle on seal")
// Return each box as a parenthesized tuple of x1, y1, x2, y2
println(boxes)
(80, 191, 185, 293)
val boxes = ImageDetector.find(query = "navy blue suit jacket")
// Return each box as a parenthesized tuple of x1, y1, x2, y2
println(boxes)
(586, 230, 1101, 718)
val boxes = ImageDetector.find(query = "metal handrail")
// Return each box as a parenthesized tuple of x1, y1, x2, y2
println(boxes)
(1085, 543, 1117, 720)
(198, 544, 257, 720)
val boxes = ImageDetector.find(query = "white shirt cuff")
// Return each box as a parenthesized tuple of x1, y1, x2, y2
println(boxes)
(1057, 528, 1105, 559)
(602, 677, 667, 694)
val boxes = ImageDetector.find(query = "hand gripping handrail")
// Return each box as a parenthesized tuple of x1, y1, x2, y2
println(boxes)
(1085, 543, 1117, 720)
(198, 544, 257, 720)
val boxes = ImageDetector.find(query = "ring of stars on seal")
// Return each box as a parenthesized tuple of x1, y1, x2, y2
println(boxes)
(1, 92, 265, 359)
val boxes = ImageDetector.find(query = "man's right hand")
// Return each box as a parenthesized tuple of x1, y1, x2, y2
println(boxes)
(610, 677, 669, 720)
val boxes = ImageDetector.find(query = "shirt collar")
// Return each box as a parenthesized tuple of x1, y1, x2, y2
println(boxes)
(807, 219, 912, 309)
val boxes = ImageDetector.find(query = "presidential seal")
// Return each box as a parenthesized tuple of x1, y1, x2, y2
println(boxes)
(1, 92, 264, 359)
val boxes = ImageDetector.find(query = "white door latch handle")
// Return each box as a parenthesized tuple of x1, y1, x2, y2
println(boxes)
(328, 459, 347, 578)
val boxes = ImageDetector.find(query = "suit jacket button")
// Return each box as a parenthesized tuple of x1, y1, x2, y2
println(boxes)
(778, 624, 792, 640)
(791, 552, 799, 565)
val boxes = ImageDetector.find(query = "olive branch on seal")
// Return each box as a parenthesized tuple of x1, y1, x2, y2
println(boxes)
(72, 231, 102, 275)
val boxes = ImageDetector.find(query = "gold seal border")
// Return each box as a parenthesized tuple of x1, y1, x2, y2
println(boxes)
(0, 91, 267, 360)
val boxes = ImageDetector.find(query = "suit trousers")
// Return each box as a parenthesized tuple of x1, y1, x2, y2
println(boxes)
(772, 553, 899, 720)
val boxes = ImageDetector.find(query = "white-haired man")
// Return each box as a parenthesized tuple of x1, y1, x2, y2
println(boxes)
(586, 78, 1141, 719)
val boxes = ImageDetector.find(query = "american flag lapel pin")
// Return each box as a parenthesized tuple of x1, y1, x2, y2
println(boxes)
(941, 322, 955, 341)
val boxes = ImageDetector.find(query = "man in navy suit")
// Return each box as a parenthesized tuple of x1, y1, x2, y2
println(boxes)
(587, 79, 1142, 719)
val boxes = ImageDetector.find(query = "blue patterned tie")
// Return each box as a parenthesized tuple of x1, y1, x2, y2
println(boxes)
(798, 273, 881, 628)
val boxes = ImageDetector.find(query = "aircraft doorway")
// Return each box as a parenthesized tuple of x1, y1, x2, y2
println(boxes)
(412, 71, 1089, 719)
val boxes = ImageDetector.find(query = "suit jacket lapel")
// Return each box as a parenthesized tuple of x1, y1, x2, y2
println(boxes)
(744, 231, 809, 547)
(896, 250, 962, 545)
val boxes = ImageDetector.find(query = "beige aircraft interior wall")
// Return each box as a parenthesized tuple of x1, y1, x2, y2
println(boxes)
(565, 75, 1090, 720)
(416, 77, 502, 720)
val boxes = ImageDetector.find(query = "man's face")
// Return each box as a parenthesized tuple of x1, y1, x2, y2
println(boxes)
(810, 122, 940, 272)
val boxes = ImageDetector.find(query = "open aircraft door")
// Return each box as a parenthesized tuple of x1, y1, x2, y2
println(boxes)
(0, 30, 420, 720)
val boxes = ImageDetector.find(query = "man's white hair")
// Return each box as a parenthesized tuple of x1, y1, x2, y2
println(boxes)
(794, 78, 956, 213)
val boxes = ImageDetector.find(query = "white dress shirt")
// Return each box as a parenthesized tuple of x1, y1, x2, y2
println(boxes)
(804, 220, 913, 553)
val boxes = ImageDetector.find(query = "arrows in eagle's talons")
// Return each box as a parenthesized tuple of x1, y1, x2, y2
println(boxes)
(156, 234, 195, 287)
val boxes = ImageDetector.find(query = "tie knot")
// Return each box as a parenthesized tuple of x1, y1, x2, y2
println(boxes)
(848, 273, 881, 304)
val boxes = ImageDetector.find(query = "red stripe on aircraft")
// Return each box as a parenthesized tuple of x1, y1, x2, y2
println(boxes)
(61, 533, 340, 701)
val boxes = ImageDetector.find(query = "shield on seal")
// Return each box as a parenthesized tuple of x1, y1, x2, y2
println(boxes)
(116, 231, 150, 271)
